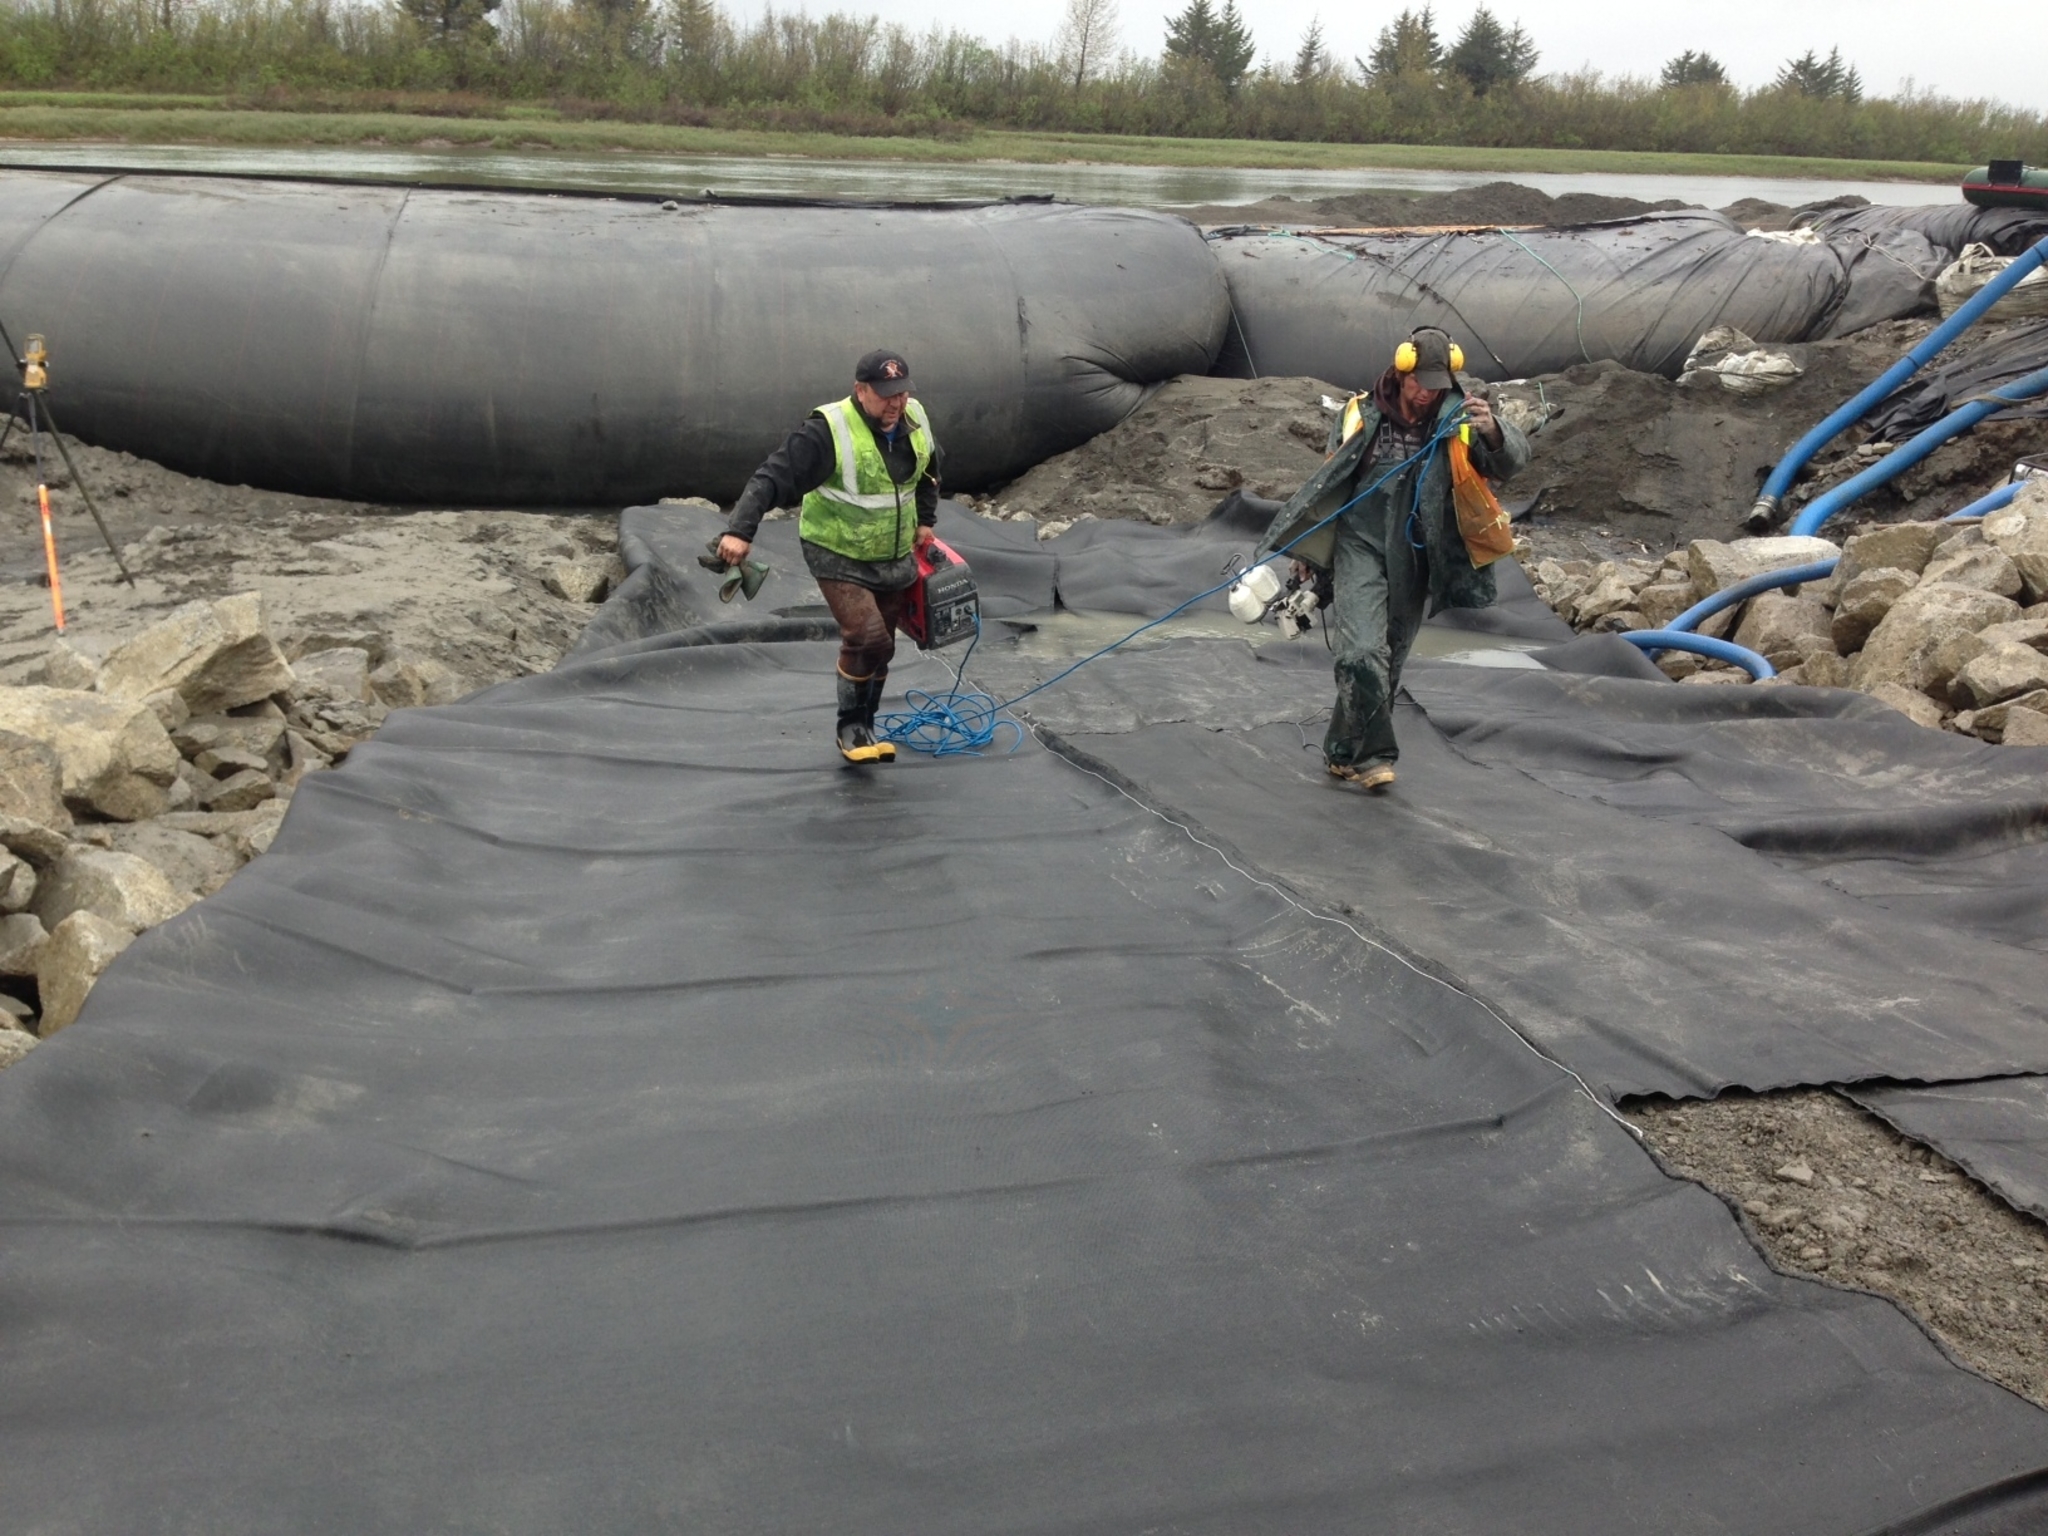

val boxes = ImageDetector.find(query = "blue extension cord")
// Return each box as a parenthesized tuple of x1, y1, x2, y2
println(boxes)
(878, 409, 1473, 756)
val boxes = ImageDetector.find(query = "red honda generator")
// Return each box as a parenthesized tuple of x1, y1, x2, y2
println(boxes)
(900, 538, 980, 650)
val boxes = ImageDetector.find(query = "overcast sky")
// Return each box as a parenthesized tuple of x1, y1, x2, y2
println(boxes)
(731, 0, 2047, 115)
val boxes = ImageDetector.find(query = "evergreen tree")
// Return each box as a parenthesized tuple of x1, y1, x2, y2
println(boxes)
(1658, 50, 1727, 89)
(1164, 0, 1254, 89)
(1445, 6, 1537, 95)
(1357, 6, 1440, 81)
(397, 0, 499, 45)
(1776, 46, 1861, 102)
(1292, 16, 1328, 85)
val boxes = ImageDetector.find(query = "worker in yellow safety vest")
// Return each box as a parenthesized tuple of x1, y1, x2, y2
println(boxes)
(719, 350, 942, 763)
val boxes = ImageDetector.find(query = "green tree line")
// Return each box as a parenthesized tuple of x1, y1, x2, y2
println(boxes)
(0, 0, 2041, 163)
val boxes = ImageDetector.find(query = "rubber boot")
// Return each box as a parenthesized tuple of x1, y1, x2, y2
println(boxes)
(861, 672, 896, 762)
(836, 670, 885, 763)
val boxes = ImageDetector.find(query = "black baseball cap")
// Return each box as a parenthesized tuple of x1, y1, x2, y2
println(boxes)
(1408, 329, 1457, 390)
(855, 349, 914, 397)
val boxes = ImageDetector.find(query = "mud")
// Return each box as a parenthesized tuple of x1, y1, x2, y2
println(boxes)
(1630, 1090, 2048, 1409)
(972, 375, 1340, 529)
(985, 319, 2045, 555)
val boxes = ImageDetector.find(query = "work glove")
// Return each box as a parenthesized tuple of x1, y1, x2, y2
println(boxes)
(696, 540, 771, 603)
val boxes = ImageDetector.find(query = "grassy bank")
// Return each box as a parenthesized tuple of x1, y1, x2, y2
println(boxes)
(0, 101, 1970, 181)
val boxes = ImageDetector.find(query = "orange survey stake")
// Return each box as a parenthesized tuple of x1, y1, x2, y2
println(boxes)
(38, 482, 63, 632)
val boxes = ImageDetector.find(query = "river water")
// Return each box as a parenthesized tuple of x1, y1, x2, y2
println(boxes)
(0, 142, 1958, 210)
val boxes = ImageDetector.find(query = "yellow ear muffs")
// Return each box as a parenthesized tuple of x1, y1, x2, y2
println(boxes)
(1396, 331, 1466, 375)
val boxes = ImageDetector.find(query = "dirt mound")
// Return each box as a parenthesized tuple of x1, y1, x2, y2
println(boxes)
(981, 317, 2045, 555)
(1501, 317, 2048, 548)
(0, 431, 617, 692)
(1179, 179, 1693, 229)
(978, 375, 1341, 527)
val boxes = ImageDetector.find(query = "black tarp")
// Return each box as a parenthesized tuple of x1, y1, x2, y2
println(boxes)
(0, 170, 1227, 503)
(1805, 202, 2048, 259)
(8, 597, 2048, 1530)
(1209, 212, 1861, 386)
(1862, 318, 2048, 440)
(1852, 1079, 2048, 1224)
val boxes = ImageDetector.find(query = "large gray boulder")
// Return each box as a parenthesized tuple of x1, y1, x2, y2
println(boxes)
(1953, 642, 2048, 709)
(0, 815, 70, 867)
(1918, 542, 2023, 599)
(1983, 483, 2048, 605)
(1570, 564, 1642, 627)
(1835, 521, 1943, 586)
(290, 646, 374, 705)
(1831, 567, 1917, 654)
(1850, 582, 2023, 697)
(34, 910, 133, 1035)
(0, 687, 181, 822)
(1734, 591, 1834, 670)
(2004, 707, 2048, 747)
(369, 652, 463, 709)
(32, 847, 193, 932)
(0, 910, 48, 976)
(97, 592, 296, 714)
(1954, 689, 2048, 743)
(0, 727, 71, 828)
(1864, 682, 1945, 730)
(0, 849, 35, 914)
(104, 822, 240, 897)
(1687, 535, 1840, 598)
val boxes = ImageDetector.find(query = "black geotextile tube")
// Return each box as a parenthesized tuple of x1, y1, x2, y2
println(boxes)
(1208, 211, 1858, 385)
(0, 169, 1228, 504)
(1206, 203, 2048, 387)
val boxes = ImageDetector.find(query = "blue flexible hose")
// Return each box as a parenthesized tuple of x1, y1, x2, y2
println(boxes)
(880, 410, 1473, 755)
(1660, 557, 1842, 634)
(1946, 480, 2026, 521)
(1621, 631, 1777, 680)
(1748, 233, 2048, 530)
(1787, 364, 2048, 537)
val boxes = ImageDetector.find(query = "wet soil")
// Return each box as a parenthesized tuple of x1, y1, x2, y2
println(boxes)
(1630, 1090, 2048, 1408)
(977, 375, 1341, 528)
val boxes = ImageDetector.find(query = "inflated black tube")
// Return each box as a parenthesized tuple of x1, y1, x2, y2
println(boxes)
(0, 170, 1228, 504)
(1210, 212, 1854, 386)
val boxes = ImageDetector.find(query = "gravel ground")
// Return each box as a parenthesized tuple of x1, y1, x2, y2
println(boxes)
(0, 429, 617, 690)
(1629, 1090, 2048, 1408)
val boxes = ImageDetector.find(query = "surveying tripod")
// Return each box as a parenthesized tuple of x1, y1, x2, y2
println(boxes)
(0, 326, 134, 630)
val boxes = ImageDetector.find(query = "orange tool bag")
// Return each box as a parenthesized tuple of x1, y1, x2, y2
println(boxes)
(1448, 424, 1515, 567)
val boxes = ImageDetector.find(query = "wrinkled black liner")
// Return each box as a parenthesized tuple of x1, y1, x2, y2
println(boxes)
(4, 627, 2047, 1529)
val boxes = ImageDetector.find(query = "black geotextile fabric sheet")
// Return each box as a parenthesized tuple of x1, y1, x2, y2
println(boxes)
(0, 170, 1226, 503)
(10, 628, 2048, 1532)
(1210, 213, 1876, 387)
(1862, 318, 2048, 439)
(1004, 643, 2048, 1104)
(1851, 1080, 2048, 1225)
(577, 499, 1575, 664)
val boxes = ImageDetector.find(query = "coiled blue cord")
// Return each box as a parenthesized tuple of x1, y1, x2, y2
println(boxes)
(879, 411, 1470, 756)
(876, 621, 1024, 757)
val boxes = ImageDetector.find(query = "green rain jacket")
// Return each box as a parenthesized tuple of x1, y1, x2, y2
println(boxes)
(1252, 384, 1531, 613)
